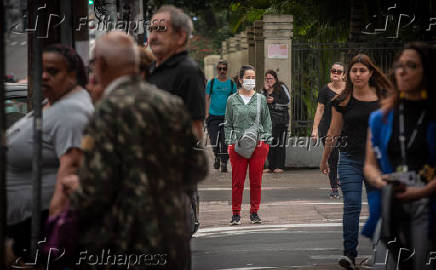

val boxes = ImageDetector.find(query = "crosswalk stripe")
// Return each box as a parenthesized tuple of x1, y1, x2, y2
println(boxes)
(194, 222, 366, 237)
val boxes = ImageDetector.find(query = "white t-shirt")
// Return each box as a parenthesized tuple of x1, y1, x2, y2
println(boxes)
(239, 94, 253, 105)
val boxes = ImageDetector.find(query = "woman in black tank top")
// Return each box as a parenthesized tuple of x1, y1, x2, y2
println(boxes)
(312, 62, 346, 198)
(320, 54, 392, 269)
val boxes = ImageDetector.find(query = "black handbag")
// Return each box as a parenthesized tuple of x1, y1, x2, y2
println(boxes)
(380, 185, 395, 241)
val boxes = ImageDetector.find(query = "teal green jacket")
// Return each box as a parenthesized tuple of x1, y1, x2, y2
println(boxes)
(224, 92, 273, 145)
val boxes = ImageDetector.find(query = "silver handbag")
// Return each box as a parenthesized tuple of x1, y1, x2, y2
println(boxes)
(235, 94, 261, 159)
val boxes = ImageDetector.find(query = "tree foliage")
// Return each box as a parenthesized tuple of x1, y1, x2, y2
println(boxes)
(146, 0, 434, 70)
(226, 0, 350, 43)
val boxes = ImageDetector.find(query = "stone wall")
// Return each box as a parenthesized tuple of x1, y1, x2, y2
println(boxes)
(204, 55, 220, 81)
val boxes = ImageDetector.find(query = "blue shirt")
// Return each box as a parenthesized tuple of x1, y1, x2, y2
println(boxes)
(206, 78, 236, 116)
(369, 109, 436, 174)
(368, 108, 436, 240)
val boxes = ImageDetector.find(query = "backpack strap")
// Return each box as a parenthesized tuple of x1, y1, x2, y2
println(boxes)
(229, 80, 236, 94)
(209, 78, 216, 97)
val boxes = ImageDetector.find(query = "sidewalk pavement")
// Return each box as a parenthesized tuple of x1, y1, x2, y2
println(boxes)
(198, 148, 369, 229)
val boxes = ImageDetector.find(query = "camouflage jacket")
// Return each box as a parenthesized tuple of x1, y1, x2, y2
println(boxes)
(70, 75, 208, 269)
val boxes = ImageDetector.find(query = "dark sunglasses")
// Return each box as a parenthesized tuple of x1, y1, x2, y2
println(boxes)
(147, 24, 167, 32)
(330, 68, 343, 75)
(218, 67, 227, 71)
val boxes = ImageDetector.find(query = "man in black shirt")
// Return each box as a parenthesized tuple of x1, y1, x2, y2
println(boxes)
(146, 6, 206, 259)
(147, 5, 205, 139)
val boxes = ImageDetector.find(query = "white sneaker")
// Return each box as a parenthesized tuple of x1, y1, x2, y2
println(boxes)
(338, 255, 356, 270)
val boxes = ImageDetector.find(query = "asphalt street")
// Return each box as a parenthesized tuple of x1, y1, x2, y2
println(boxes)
(193, 227, 374, 270)
(191, 150, 377, 270)
(5, 31, 28, 81)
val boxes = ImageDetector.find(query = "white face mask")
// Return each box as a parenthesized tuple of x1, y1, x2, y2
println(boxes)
(242, 79, 256, 91)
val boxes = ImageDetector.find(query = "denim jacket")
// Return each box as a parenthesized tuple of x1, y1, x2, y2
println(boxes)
(224, 93, 272, 145)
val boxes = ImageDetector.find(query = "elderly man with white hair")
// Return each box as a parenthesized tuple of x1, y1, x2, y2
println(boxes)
(52, 31, 207, 270)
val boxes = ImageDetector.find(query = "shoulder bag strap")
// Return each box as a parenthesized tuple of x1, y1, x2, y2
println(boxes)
(255, 94, 261, 128)
(281, 84, 291, 105)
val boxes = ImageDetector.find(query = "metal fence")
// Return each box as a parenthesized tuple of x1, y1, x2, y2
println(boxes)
(290, 42, 404, 136)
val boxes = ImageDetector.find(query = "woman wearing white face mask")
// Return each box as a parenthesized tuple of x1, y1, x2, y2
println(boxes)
(224, 65, 272, 226)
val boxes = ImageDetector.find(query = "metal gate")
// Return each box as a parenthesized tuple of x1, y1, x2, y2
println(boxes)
(290, 42, 403, 136)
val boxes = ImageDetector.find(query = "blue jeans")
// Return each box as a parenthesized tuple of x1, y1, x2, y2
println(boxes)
(338, 152, 376, 258)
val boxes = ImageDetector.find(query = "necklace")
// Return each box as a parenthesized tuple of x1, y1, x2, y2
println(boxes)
(328, 82, 344, 93)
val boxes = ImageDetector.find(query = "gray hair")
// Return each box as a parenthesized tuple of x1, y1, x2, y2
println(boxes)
(156, 5, 193, 45)
(95, 31, 139, 72)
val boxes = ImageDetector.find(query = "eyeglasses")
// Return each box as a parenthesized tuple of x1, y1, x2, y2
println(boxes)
(217, 67, 227, 71)
(394, 61, 420, 72)
(330, 68, 343, 75)
(147, 19, 168, 33)
(265, 77, 274, 81)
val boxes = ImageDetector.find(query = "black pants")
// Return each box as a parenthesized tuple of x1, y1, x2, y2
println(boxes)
(7, 210, 49, 261)
(267, 125, 288, 170)
(321, 137, 339, 189)
(207, 115, 228, 163)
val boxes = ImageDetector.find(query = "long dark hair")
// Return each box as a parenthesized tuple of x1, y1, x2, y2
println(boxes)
(265, 69, 285, 89)
(335, 54, 392, 104)
(43, 44, 88, 88)
(239, 65, 255, 79)
(382, 42, 432, 115)
(430, 45, 436, 119)
(265, 69, 290, 96)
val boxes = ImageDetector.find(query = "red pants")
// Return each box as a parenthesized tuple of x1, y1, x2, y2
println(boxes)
(228, 141, 269, 215)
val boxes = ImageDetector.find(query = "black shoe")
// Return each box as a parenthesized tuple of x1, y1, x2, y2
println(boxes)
(329, 190, 341, 199)
(221, 162, 227, 172)
(213, 157, 220, 169)
(338, 255, 356, 270)
(230, 215, 241, 225)
(249, 212, 262, 224)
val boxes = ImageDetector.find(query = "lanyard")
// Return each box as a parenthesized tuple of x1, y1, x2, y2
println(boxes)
(398, 101, 426, 171)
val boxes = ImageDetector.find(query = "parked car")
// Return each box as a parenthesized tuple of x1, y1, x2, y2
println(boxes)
(5, 83, 28, 129)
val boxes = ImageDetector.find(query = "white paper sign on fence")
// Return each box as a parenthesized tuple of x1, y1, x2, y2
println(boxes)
(267, 44, 289, 59)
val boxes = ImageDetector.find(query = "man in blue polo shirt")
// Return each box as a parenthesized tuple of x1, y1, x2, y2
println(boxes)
(205, 60, 237, 172)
